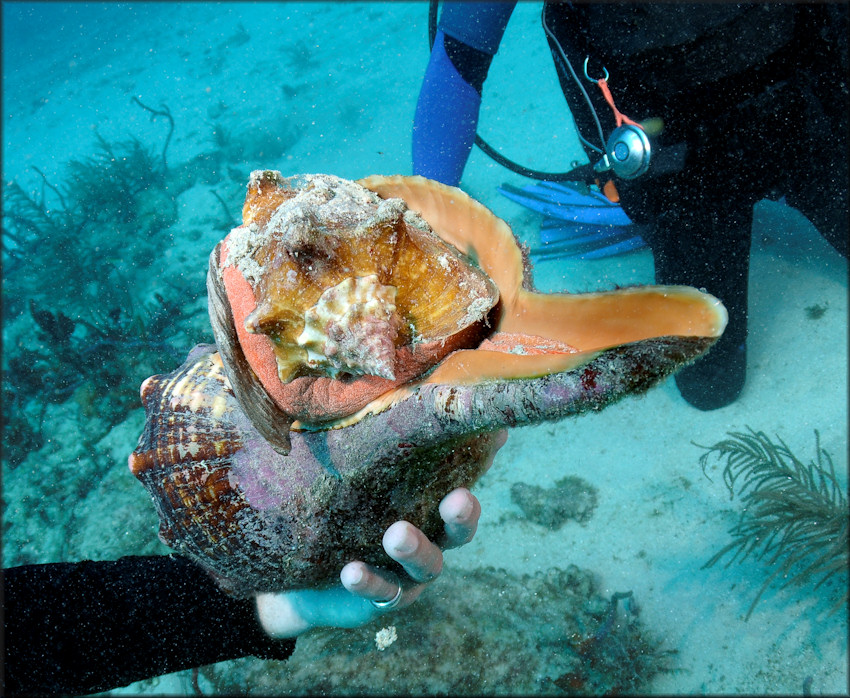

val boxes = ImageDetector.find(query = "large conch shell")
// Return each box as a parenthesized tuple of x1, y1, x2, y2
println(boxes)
(130, 172, 726, 595)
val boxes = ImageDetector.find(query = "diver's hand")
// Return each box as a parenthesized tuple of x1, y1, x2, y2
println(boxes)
(338, 483, 484, 603)
(255, 486, 483, 638)
(255, 430, 505, 638)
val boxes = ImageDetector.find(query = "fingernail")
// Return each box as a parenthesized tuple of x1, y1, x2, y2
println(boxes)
(455, 497, 474, 522)
(341, 564, 363, 587)
(391, 533, 418, 556)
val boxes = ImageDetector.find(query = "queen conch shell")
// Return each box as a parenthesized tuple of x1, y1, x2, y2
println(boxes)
(130, 172, 727, 595)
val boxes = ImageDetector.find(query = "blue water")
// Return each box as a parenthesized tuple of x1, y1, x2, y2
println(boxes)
(2, 3, 847, 695)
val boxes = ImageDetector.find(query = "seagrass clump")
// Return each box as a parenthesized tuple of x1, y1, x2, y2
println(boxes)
(699, 427, 848, 620)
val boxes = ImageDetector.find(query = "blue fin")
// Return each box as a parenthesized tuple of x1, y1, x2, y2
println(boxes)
(533, 226, 641, 255)
(502, 181, 613, 207)
(531, 235, 647, 261)
(539, 219, 635, 245)
(500, 180, 649, 259)
(539, 227, 636, 251)
(499, 181, 631, 226)
(580, 236, 647, 259)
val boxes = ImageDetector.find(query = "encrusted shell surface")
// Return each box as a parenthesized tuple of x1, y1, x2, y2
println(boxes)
(297, 273, 400, 380)
(228, 172, 496, 379)
(207, 171, 500, 453)
(129, 344, 496, 595)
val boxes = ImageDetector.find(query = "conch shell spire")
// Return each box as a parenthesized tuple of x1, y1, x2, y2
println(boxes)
(297, 274, 401, 380)
(207, 172, 500, 453)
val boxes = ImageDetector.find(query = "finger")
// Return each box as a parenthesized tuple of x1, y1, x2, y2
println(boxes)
(340, 561, 424, 607)
(438, 487, 481, 549)
(382, 520, 443, 583)
(340, 561, 399, 601)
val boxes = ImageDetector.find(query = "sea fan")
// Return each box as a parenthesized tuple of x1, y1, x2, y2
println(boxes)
(698, 427, 848, 620)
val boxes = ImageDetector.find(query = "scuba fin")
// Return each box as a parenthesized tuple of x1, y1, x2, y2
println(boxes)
(499, 181, 632, 225)
(498, 181, 648, 260)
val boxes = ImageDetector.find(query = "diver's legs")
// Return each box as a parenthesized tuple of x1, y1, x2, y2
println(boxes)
(786, 174, 849, 260)
(647, 193, 753, 411)
(781, 69, 849, 259)
(412, 30, 482, 186)
(412, 3, 513, 186)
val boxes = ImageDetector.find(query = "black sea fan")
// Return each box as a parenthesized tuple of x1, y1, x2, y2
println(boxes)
(698, 427, 848, 620)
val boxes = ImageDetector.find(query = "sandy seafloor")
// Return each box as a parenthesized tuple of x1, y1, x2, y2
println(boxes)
(2, 2, 847, 695)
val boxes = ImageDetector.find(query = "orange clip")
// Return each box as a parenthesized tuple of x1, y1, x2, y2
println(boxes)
(596, 78, 641, 130)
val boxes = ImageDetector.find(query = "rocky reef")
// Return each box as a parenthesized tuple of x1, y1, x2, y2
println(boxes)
(194, 565, 676, 695)
(511, 475, 599, 529)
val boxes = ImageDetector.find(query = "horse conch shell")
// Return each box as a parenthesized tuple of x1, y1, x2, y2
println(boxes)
(130, 172, 727, 595)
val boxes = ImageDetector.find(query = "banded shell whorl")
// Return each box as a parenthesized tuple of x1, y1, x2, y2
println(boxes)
(129, 347, 262, 586)
(129, 344, 497, 595)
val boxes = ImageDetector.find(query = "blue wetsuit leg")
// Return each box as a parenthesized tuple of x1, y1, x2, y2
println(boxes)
(412, 2, 515, 186)
(412, 29, 480, 186)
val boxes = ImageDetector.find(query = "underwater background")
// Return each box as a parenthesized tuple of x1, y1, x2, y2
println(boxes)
(2, 2, 847, 694)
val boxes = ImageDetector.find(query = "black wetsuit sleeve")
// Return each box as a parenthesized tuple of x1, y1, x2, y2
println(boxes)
(2, 555, 296, 695)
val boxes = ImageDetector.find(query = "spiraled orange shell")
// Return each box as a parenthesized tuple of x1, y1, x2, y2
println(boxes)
(130, 174, 729, 594)
(208, 172, 500, 450)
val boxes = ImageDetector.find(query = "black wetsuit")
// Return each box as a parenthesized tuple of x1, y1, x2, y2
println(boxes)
(2, 555, 295, 695)
(422, 2, 848, 410)
(542, 2, 848, 409)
